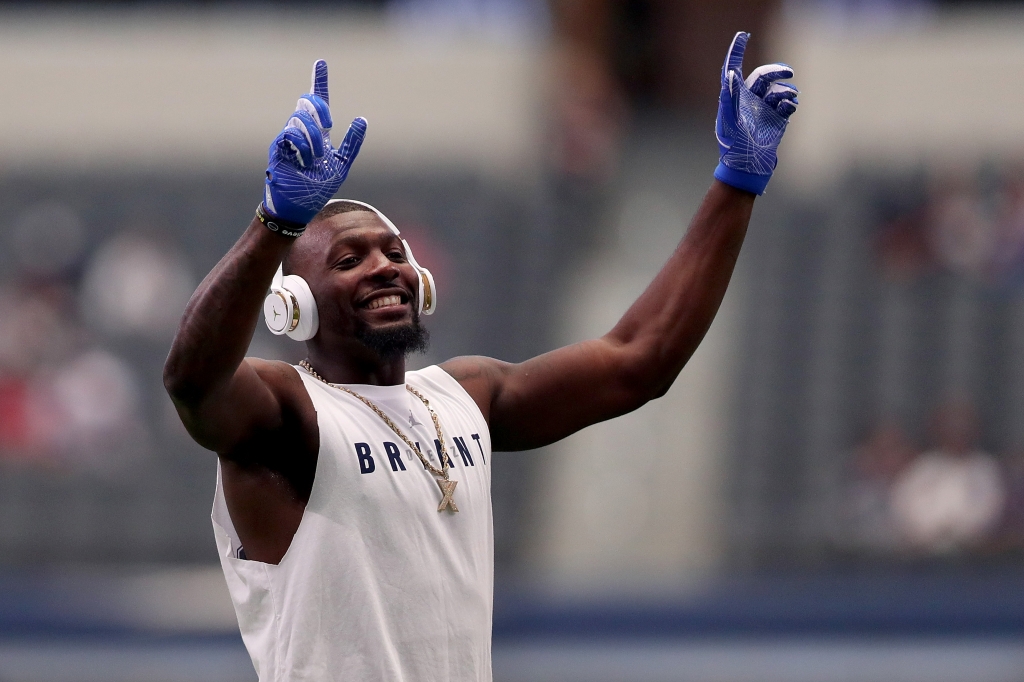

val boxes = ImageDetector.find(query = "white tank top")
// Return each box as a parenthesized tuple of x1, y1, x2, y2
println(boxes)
(212, 364, 494, 682)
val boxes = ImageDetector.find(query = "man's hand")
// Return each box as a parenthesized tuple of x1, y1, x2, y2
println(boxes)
(263, 60, 367, 227)
(714, 32, 798, 196)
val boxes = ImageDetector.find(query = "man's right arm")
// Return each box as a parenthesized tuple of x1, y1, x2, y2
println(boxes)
(163, 59, 365, 458)
(162, 219, 299, 454)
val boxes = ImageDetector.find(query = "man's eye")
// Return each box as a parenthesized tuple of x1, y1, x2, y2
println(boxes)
(388, 251, 406, 261)
(337, 256, 359, 267)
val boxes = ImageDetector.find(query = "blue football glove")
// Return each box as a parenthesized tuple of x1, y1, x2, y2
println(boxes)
(263, 60, 367, 227)
(714, 32, 798, 196)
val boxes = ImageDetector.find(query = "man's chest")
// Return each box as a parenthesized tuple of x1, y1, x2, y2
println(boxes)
(312, 395, 492, 523)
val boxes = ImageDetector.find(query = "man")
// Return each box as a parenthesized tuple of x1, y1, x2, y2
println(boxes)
(164, 32, 797, 682)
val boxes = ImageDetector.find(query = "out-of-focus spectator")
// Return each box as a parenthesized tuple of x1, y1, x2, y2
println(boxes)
(0, 284, 82, 464)
(0, 266, 148, 475)
(875, 207, 931, 281)
(549, 38, 627, 179)
(548, 0, 626, 180)
(842, 420, 917, 552)
(927, 180, 995, 279)
(996, 449, 1024, 550)
(890, 398, 1005, 554)
(870, 171, 1024, 286)
(80, 233, 194, 342)
(991, 174, 1024, 285)
(28, 349, 148, 477)
(545, 0, 777, 179)
(0, 285, 77, 375)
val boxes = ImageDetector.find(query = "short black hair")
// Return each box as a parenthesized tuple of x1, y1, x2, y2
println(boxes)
(311, 200, 375, 223)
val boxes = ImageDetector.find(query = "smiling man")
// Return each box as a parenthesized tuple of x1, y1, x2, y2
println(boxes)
(164, 32, 797, 682)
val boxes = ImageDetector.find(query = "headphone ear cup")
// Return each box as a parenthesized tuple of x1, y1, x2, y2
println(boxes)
(401, 237, 437, 316)
(282, 274, 319, 341)
(264, 288, 295, 335)
(418, 267, 436, 315)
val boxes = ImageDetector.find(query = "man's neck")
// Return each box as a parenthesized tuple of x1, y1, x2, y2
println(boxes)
(304, 343, 407, 386)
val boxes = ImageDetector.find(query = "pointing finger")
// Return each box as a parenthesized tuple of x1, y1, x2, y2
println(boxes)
(723, 32, 750, 82)
(310, 59, 330, 104)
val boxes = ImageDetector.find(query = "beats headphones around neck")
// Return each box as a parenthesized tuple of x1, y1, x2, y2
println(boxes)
(262, 199, 437, 341)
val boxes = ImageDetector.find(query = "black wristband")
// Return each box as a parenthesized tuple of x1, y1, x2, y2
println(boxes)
(256, 204, 307, 238)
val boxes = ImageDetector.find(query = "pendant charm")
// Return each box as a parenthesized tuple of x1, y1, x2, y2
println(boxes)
(437, 479, 459, 513)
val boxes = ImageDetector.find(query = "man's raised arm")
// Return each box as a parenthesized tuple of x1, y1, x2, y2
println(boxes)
(163, 60, 366, 453)
(444, 32, 799, 451)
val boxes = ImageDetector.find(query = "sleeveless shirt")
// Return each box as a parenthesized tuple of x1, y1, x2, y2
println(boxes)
(212, 365, 494, 682)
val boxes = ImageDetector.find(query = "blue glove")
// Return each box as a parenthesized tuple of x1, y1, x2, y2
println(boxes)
(263, 60, 367, 227)
(714, 32, 798, 196)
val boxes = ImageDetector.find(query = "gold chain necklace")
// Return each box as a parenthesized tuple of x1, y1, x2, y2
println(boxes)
(298, 359, 458, 513)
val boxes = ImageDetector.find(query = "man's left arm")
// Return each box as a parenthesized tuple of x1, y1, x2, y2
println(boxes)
(445, 180, 751, 450)
(442, 31, 798, 451)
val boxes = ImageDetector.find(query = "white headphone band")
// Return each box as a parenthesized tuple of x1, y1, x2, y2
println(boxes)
(323, 198, 402, 237)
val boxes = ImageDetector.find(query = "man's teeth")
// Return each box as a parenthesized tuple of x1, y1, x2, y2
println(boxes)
(367, 295, 402, 310)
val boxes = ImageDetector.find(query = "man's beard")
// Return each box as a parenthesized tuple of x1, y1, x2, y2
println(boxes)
(354, 315, 430, 359)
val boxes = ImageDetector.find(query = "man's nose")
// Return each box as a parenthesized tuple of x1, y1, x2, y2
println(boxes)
(365, 251, 400, 280)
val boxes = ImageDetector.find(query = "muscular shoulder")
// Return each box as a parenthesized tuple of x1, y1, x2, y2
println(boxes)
(246, 357, 307, 397)
(439, 355, 511, 424)
(222, 357, 319, 465)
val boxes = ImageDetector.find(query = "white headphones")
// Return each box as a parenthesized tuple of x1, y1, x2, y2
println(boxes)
(263, 199, 437, 341)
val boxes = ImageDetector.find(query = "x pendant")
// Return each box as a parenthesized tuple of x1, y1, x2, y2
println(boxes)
(436, 479, 459, 513)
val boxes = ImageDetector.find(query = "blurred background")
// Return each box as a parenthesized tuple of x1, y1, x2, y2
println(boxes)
(2, 0, 1024, 681)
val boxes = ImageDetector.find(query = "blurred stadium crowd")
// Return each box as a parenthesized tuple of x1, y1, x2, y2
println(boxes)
(0, 204, 190, 474)
(842, 168, 1024, 558)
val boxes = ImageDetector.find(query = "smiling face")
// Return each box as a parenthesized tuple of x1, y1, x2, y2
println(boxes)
(285, 209, 428, 358)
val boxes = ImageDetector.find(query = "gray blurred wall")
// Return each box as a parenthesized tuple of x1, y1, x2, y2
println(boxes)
(0, 7, 543, 178)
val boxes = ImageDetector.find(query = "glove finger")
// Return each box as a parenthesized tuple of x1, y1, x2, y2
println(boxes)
(765, 81, 799, 96)
(335, 117, 367, 170)
(776, 99, 798, 119)
(297, 94, 334, 132)
(722, 32, 750, 83)
(287, 110, 326, 160)
(764, 82, 798, 108)
(716, 68, 737, 150)
(765, 92, 798, 110)
(277, 127, 313, 168)
(310, 59, 330, 104)
(745, 63, 795, 97)
(729, 70, 744, 117)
